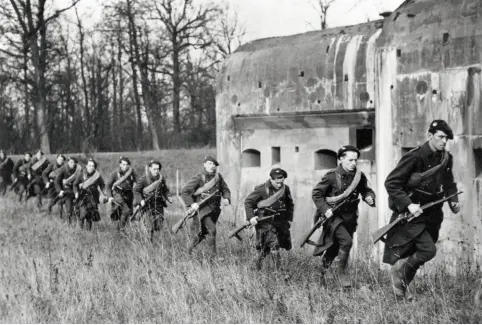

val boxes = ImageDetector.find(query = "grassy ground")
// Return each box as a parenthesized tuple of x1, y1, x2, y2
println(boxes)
(1, 149, 482, 323)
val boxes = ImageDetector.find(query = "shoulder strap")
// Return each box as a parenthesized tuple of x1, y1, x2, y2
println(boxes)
(112, 167, 133, 189)
(193, 173, 219, 196)
(407, 150, 450, 187)
(0, 157, 9, 170)
(80, 171, 100, 189)
(257, 184, 286, 208)
(31, 157, 47, 171)
(143, 174, 163, 195)
(63, 165, 81, 185)
(325, 168, 362, 204)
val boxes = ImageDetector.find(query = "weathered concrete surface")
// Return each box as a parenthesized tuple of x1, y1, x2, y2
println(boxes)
(217, 0, 482, 272)
(375, 0, 482, 273)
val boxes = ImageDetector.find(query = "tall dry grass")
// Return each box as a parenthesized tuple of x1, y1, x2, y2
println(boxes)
(1, 149, 481, 323)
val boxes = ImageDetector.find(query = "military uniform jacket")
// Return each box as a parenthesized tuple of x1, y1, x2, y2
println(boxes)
(28, 157, 50, 180)
(384, 141, 458, 248)
(42, 162, 64, 184)
(106, 169, 137, 198)
(0, 156, 14, 182)
(55, 165, 81, 193)
(133, 174, 171, 207)
(244, 180, 294, 224)
(311, 165, 375, 256)
(312, 165, 375, 222)
(73, 171, 106, 204)
(13, 159, 30, 179)
(181, 170, 231, 217)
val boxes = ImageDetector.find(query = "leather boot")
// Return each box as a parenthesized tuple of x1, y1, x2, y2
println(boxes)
(391, 260, 418, 300)
(336, 249, 351, 288)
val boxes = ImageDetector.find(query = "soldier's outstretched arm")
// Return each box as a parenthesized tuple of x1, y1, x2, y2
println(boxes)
(41, 163, 53, 184)
(360, 173, 376, 205)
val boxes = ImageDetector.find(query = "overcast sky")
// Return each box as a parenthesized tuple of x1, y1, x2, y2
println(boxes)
(72, 0, 405, 42)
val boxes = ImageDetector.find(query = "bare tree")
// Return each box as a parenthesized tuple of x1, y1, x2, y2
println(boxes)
(5, 0, 81, 153)
(148, 0, 219, 144)
(311, 0, 336, 30)
(214, 3, 246, 59)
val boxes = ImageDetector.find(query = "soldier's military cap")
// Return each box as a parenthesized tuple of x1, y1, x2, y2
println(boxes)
(25, 152, 32, 157)
(87, 158, 97, 168)
(148, 159, 162, 168)
(270, 168, 288, 179)
(119, 156, 131, 165)
(68, 156, 78, 163)
(337, 145, 360, 159)
(428, 120, 453, 140)
(57, 154, 66, 160)
(204, 155, 219, 166)
(36, 149, 44, 155)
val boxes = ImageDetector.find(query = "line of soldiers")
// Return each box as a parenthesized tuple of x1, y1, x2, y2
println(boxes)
(240, 119, 459, 301)
(0, 119, 460, 300)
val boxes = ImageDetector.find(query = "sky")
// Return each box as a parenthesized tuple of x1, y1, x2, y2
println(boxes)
(71, 0, 405, 43)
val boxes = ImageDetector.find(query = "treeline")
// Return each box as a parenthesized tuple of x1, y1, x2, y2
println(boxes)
(0, 0, 244, 154)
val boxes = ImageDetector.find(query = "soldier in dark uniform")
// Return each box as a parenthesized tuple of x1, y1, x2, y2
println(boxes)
(12, 152, 32, 201)
(181, 156, 231, 256)
(383, 120, 460, 299)
(43, 154, 66, 211)
(26, 150, 50, 208)
(0, 150, 14, 196)
(133, 160, 172, 240)
(54, 157, 81, 219)
(312, 145, 376, 288)
(106, 156, 137, 232)
(244, 168, 294, 270)
(73, 158, 106, 230)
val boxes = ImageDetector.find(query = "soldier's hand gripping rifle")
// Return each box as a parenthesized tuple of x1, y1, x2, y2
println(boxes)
(371, 191, 462, 244)
(227, 207, 280, 241)
(300, 196, 356, 248)
(171, 190, 219, 234)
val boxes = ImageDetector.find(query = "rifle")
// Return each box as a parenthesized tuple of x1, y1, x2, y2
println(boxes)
(300, 196, 357, 248)
(9, 178, 19, 192)
(228, 208, 280, 241)
(102, 196, 121, 207)
(371, 191, 462, 244)
(171, 190, 220, 234)
(129, 192, 158, 222)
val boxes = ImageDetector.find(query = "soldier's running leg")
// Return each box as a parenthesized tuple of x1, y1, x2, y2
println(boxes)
(203, 214, 218, 256)
(332, 224, 353, 288)
(392, 231, 436, 299)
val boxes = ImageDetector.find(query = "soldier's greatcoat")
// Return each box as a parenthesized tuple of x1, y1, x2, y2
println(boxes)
(383, 142, 458, 264)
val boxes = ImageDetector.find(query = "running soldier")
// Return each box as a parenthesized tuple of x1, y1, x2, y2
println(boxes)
(0, 150, 14, 196)
(73, 158, 106, 230)
(383, 120, 460, 299)
(43, 154, 65, 211)
(181, 156, 231, 256)
(244, 168, 294, 270)
(311, 145, 376, 288)
(12, 152, 32, 202)
(106, 156, 137, 232)
(26, 150, 50, 208)
(133, 160, 172, 241)
(54, 157, 81, 219)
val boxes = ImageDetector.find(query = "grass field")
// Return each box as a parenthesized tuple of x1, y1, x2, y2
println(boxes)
(1, 149, 482, 323)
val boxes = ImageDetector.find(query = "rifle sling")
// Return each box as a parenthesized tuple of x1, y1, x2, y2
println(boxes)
(257, 184, 285, 209)
(325, 168, 362, 204)
(80, 171, 100, 189)
(31, 157, 47, 171)
(193, 173, 219, 196)
(112, 167, 133, 190)
(62, 165, 81, 185)
(0, 158, 10, 170)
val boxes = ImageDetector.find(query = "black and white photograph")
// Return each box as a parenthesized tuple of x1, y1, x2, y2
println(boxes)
(0, 0, 482, 323)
